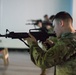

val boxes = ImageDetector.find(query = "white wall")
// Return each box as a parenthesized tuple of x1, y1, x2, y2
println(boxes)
(0, 0, 73, 48)
(73, 0, 76, 29)
(0, 0, 1, 29)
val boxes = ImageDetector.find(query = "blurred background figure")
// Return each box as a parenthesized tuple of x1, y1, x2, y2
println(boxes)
(43, 15, 55, 33)
(37, 20, 43, 28)
(43, 14, 49, 22)
(49, 15, 55, 23)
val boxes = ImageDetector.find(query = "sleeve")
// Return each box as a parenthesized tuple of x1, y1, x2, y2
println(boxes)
(30, 42, 46, 67)
(44, 40, 68, 68)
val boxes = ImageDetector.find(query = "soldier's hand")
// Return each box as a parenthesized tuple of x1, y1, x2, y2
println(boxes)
(24, 33, 36, 42)
(24, 33, 37, 47)
(28, 33, 37, 42)
(43, 39, 55, 49)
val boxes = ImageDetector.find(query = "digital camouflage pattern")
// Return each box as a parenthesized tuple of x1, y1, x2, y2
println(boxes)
(28, 32, 76, 75)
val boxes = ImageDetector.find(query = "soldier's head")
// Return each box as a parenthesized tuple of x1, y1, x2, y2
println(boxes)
(49, 15, 55, 23)
(53, 11, 74, 37)
(37, 20, 43, 28)
(44, 14, 49, 21)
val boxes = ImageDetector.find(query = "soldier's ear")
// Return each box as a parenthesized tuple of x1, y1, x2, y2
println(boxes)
(59, 20, 64, 27)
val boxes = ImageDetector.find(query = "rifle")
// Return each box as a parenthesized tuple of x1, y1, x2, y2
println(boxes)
(26, 19, 42, 25)
(27, 19, 42, 22)
(0, 29, 56, 47)
(26, 20, 53, 27)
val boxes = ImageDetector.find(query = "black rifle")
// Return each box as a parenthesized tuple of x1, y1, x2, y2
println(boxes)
(0, 29, 56, 47)
(26, 20, 53, 28)
(26, 19, 42, 25)
(27, 19, 42, 22)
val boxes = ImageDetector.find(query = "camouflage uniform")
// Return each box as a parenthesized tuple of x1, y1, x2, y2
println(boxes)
(28, 32, 76, 75)
(47, 27, 54, 34)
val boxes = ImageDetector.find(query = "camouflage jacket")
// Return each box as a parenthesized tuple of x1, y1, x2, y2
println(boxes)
(29, 32, 76, 75)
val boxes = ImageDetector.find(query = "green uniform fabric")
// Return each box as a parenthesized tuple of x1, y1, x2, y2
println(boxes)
(28, 32, 76, 75)
(47, 27, 54, 34)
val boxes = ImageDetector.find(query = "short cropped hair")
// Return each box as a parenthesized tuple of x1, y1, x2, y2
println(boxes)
(54, 11, 73, 23)
(44, 14, 48, 18)
(49, 15, 55, 20)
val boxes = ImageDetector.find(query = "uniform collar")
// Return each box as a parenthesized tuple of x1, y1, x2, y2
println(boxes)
(61, 32, 74, 38)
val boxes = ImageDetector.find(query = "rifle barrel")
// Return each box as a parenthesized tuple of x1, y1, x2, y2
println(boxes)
(0, 34, 6, 37)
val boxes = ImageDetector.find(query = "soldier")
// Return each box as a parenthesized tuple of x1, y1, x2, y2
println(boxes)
(26, 11, 76, 75)
(43, 14, 49, 22)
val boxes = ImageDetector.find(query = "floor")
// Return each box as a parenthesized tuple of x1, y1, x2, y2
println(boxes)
(0, 51, 54, 75)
